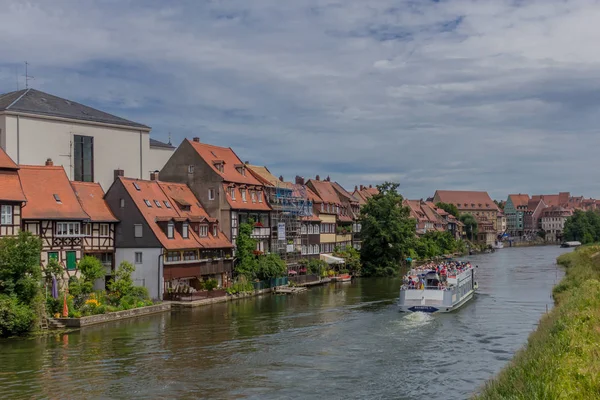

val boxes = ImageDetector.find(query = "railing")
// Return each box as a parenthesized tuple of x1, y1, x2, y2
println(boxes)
(288, 274, 319, 285)
(163, 289, 227, 302)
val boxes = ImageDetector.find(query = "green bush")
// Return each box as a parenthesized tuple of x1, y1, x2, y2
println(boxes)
(45, 297, 61, 316)
(204, 279, 218, 291)
(0, 295, 35, 337)
(226, 276, 254, 294)
(129, 286, 150, 300)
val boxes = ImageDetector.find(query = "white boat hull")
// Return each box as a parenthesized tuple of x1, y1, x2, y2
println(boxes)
(398, 290, 475, 313)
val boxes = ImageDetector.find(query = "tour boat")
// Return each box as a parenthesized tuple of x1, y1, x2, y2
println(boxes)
(560, 241, 581, 248)
(332, 274, 352, 282)
(398, 262, 477, 313)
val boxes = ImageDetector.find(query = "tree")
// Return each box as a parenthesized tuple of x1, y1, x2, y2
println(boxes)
(563, 210, 600, 243)
(0, 231, 43, 306)
(72, 256, 105, 295)
(494, 200, 505, 210)
(333, 246, 361, 275)
(109, 261, 136, 297)
(360, 182, 416, 276)
(435, 202, 459, 218)
(255, 254, 287, 281)
(235, 220, 258, 279)
(460, 213, 478, 241)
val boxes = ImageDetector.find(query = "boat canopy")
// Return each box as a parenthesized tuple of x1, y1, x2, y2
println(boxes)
(320, 254, 345, 265)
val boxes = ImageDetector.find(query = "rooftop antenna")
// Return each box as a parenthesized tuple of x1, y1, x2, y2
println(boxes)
(24, 61, 34, 89)
(168, 132, 172, 145)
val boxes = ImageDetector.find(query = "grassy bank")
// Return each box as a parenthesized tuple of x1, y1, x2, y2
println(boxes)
(475, 245, 600, 399)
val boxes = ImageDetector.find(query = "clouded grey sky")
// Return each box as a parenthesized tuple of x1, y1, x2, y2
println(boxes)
(1, 0, 599, 200)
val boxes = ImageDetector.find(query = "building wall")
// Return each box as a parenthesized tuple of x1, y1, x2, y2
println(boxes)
(2, 114, 150, 191)
(148, 146, 174, 176)
(0, 202, 21, 237)
(115, 247, 163, 299)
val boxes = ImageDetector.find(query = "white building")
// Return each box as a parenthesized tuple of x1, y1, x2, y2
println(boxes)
(0, 88, 173, 191)
(540, 206, 573, 243)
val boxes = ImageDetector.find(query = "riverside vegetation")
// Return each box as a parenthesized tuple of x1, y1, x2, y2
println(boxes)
(476, 245, 600, 399)
(0, 231, 152, 338)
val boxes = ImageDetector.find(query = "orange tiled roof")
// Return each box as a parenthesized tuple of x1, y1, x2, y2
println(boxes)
(19, 165, 88, 220)
(71, 181, 118, 222)
(305, 186, 322, 203)
(246, 165, 294, 189)
(0, 147, 18, 170)
(0, 170, 26, 202)
(222, 183, 272, 211)
(308, 180, 342, 205)
(508, 194, 530, 208)
(120, 177, 233, 250)
(187, 139, 263, 185)
(332, 182, 359, 204)
(434, 190, 499, 211)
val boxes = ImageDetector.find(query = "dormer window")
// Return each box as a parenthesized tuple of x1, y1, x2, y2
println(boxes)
(251, 191, 256, 203)
(212, 225, 218, 237)
(213, 161, 224, 173)
(230, 187, 236, 200)
(182, 222, 189, 239)
(167, 222, 174, 239)
(241, 189, 247, 202)
(154, 200, 162, 208)
(236, 166, 246, 176)
(133, 182, 141, 191)
(144, 199, 152, 207)
(164, 200, 172, 208)
(199, 225, 208, 237)
(258, 191, 263, 203)
(321, 203, 324, 212)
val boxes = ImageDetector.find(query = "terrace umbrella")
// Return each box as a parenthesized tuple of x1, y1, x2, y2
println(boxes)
(52, 276, 59, 299)
(62, 291, 69, 317)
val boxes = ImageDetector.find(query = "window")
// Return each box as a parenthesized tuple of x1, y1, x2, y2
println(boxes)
(56, 222, 80, 236)
(251, 191, 256, 203)
(133, 182, 140, 191)
(167, 222, 174, 239)
(199, 225, 208, 237)
(208, 189, 215, 200)
(166, 251, 181, 262)
(230, 187, 236, 200)
(144, 199, 152, 207)
(135, 252, 143, 264)
(258, 192, 263, 203)
(84, 224, 92, 236)
(302, 245, 307, 255)
(241, 189, 247, 202)
(188, 165, 194, 174)
(100, 224, 109, 237)
(164, 201, 172, 209)
(212, 224, 218, 237)
(0, 205, 12, 225)
(74, 135, 94, 182)
(182, 222, 189, 239)
(120, 198, 125, 208)
(184, 251, 197, 261)
(53, 194, 61, 203)
(134, 224, 143, 238)
(301, 224, 307, 235)
(154, 200, 162, 208)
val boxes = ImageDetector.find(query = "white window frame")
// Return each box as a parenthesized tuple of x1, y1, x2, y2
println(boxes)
(1, 205, 12, 225)
(212, 225, 218, 237)
(120, 198, 125, 208)
(241, 189, 247, 202)
(84, 223, 92, 236)
(230, 188, 236, 200)
(56, 222, 81, 237)
(182, 222, 189, 239)
(251, 191, 256, 203)
(188, 165, 194, 174)
(99, 224, 109, 236)
(134, 224, 143, 238)
(167, 222, 174, 239)
(258, 192, 263, 203)
(199, 225, 208, 237)
(208, 189, 215, 201)
(135, 252, 143, 264)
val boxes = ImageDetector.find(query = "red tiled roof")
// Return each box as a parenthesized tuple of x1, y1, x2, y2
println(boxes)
(0, 147, 18, 170)
(222, 183, 272, 211)
(187, 139, 262, 185)
(337, 214, 353, 222)
(0, 170, 26, 202)
(307, 180, 342, 205)
(305, 186, 322, 203)
(434, 190, 499, 211)
(332, 182, 359, 204)
(526, 199, 545, 212)
(301, 215, 321, 222)
(508, 194, 530, 208)
(532, 193, 570, 207)
(120, 177, 233, 250)
(71, 181, 118, 222)
(19, 165, 88, 220)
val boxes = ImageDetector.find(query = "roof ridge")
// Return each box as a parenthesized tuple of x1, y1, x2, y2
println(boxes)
(18, 164, 63, 169)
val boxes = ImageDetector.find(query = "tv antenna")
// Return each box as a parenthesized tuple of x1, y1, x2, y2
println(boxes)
(24, 62, 34, 89)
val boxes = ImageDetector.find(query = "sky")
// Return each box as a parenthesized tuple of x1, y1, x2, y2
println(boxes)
(1, 0, 600, 200)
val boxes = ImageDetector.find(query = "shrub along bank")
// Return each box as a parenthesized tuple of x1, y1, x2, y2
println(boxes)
(476, 246, 600, 399)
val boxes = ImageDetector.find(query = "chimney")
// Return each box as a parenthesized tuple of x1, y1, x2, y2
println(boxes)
(316, 175, 320, 181)
(45, 158, 53, 166)
(279, 175, 284, 182)
(192, 137, 200, 142)
(354, 185, 358, 191)
(369, 185, 372, 189)
(360, 185, 364, 191)
(114, 169, 124, 181)
(150, 171, 159, 181)
(325, 176, 330, 182)
(295, 176, 305, 185)
(245, 161, 249, 165)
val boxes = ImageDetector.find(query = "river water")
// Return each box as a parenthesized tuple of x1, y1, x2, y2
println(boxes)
(0, 246, 569, 399)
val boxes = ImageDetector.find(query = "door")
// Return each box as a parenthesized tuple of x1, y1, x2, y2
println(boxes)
(66, 251, 77, 271)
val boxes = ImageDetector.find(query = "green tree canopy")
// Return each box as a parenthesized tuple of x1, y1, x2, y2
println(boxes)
(435, 202, 460, 218)
(563, 210, 600, 243)
(255, 253, 287, 281)
(460, 213, 478, 241)
(0, 231, 43, 306)
(235, 220, 258, 279)
(359, 182, 416, 276)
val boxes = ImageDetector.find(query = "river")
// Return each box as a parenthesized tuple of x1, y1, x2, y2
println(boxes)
(0, 246, 569, 399)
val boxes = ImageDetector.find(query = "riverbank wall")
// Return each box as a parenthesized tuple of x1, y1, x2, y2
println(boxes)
(475, 245, 600, 399)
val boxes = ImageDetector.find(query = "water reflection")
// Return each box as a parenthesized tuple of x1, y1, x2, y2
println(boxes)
(0, 246, 569, 399)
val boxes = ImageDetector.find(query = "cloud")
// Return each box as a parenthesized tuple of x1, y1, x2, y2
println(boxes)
(1, 0, 600, 200)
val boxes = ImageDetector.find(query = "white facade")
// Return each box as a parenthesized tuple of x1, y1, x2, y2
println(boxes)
(0, 114, 154, 191)
(148, 146, 174, 175)
(115, 247, 163, 300)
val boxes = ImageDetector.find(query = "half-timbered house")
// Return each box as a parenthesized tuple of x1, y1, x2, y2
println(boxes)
(71, 181, 118, 280)
(0, 147, 25, 237)
(104, 174, 234, 299)
(18, 160, 90, 273)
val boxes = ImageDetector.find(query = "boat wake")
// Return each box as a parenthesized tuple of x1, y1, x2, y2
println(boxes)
(401, 311, 434, 328)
